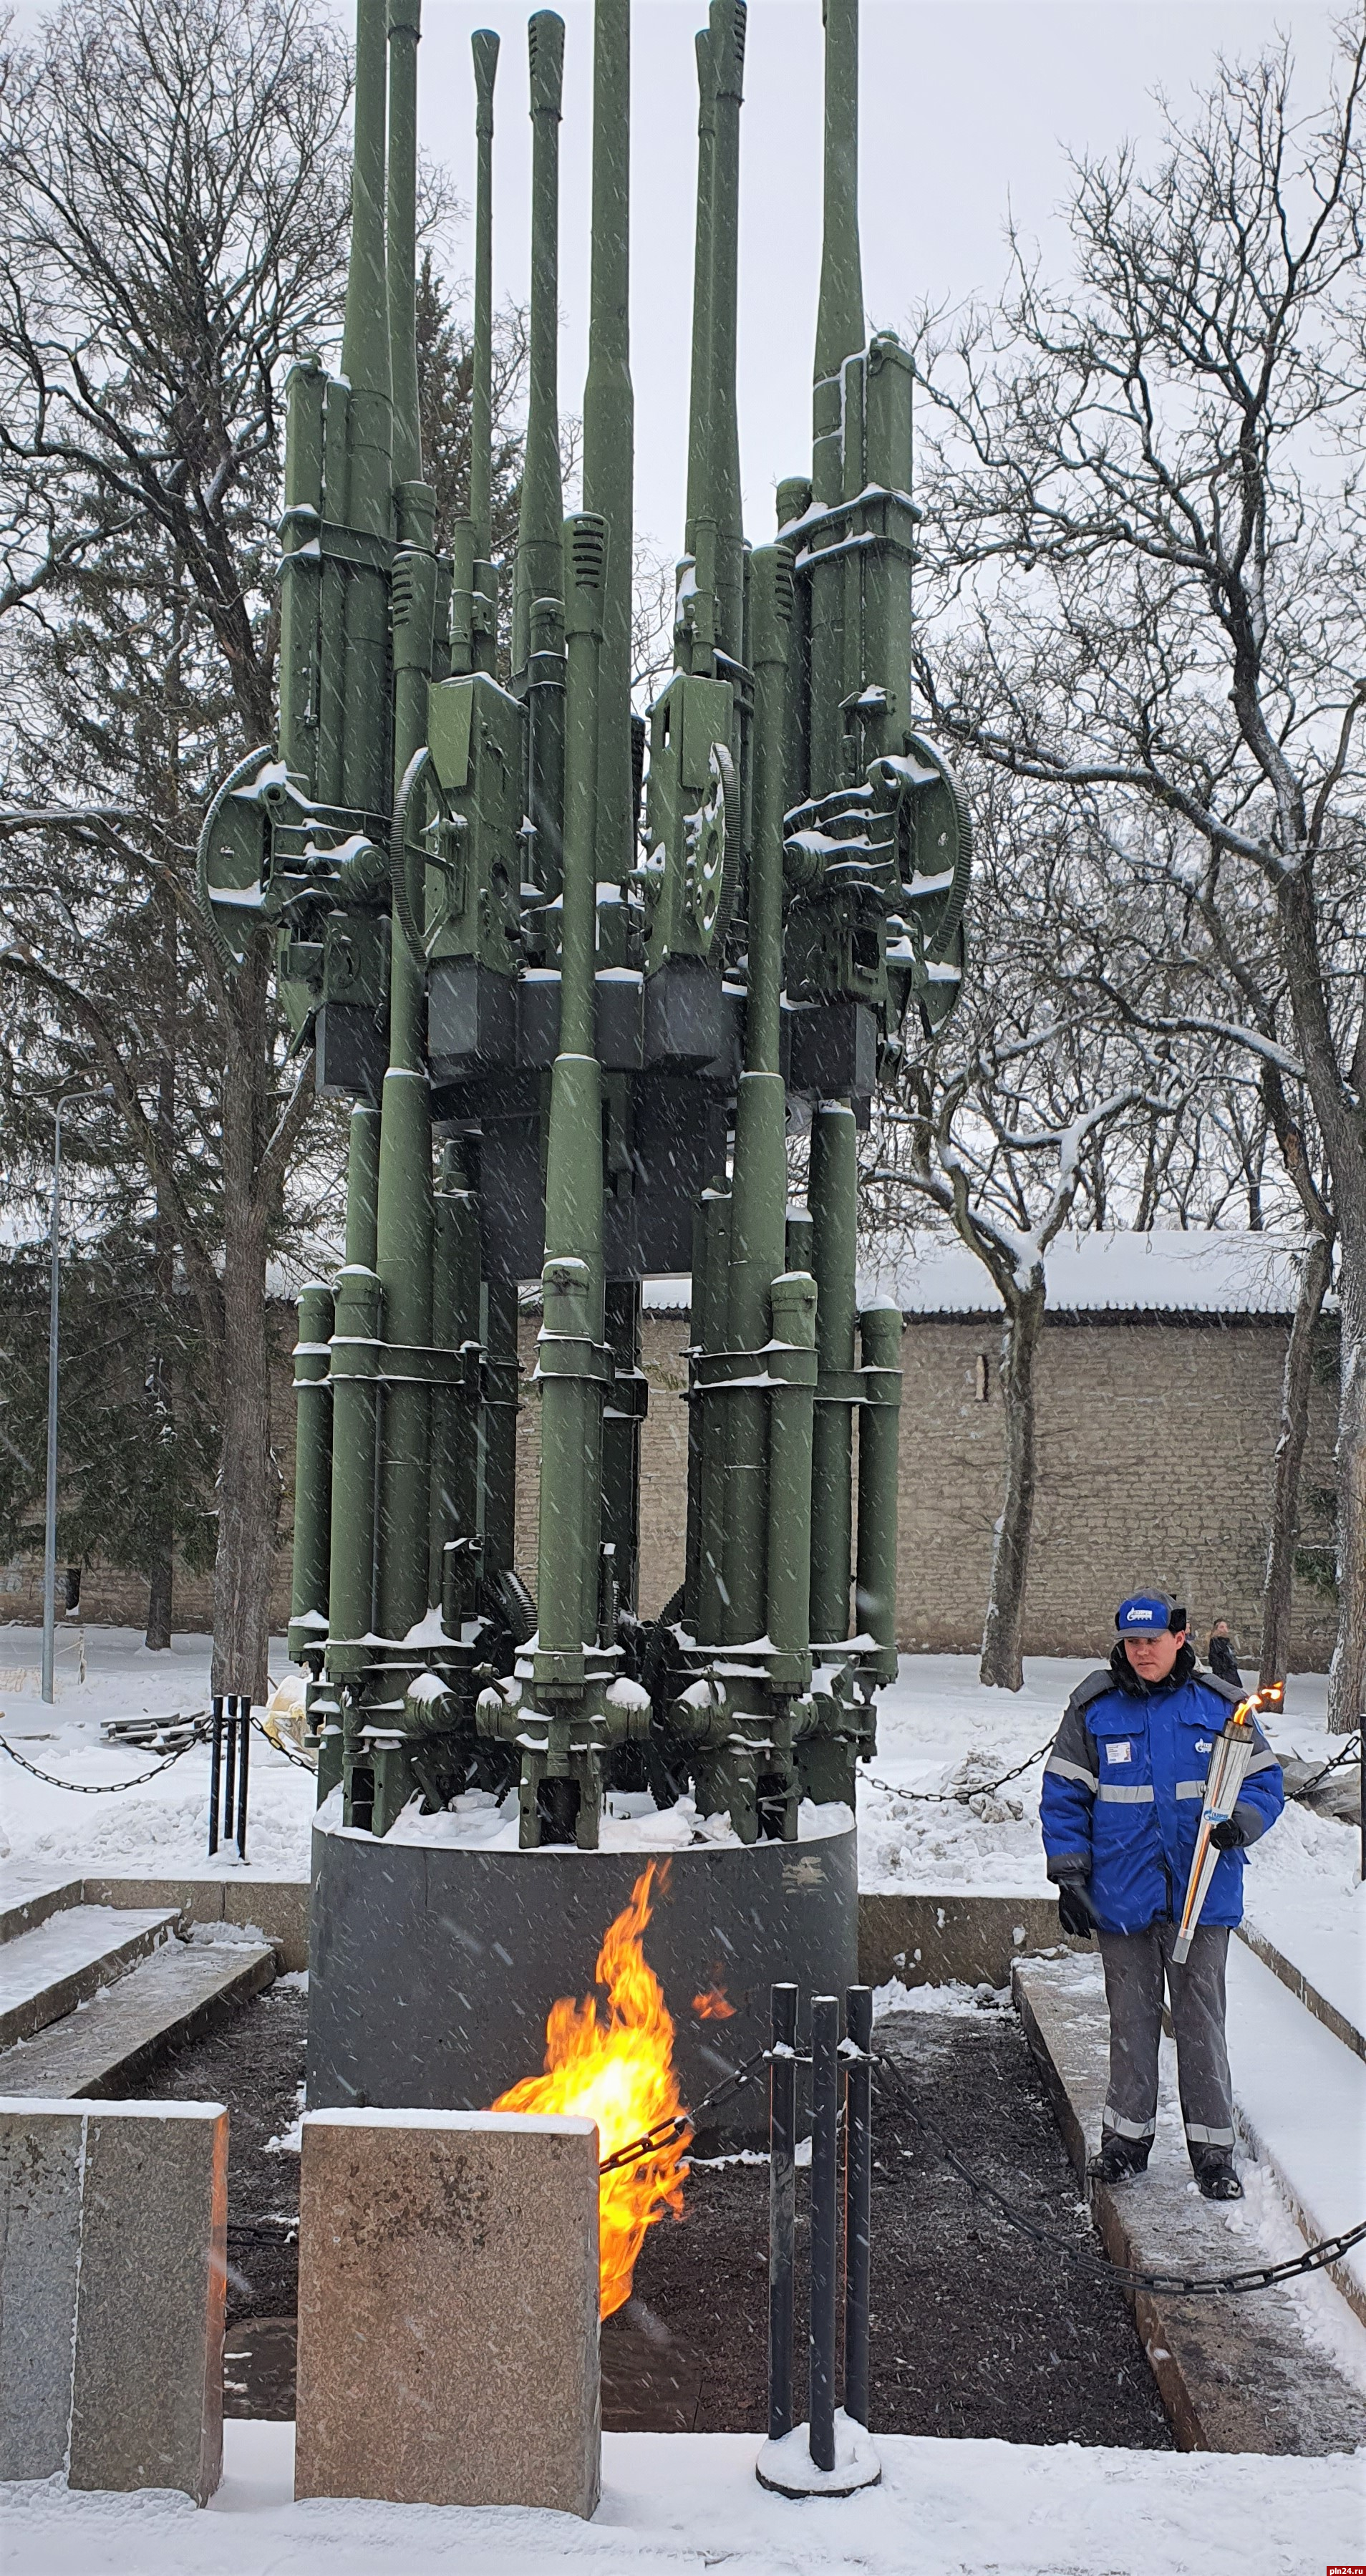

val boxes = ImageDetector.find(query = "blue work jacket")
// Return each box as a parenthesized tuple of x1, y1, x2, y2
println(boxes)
(1040, 1655, 1284, 1935)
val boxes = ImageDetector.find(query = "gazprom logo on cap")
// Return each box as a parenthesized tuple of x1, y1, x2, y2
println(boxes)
(1117, 1594, 1170, 1632)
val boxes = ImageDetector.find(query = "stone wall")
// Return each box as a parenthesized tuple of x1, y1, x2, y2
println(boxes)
(891, 1313, 1338, 1667)
(519, 1308, 1337, 1668)
(3, 1301, 1337, 1670)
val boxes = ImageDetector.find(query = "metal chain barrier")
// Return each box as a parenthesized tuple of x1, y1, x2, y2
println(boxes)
(860, 1736, 1054, 1806)
(0, 1730, 202, 1793)
(251, 1715, 316, 1773)
(1284, 1728, 1360, 1802)
(0, 1708, 321, 1794)
(873, 2051, 1366, 2297)
(865, 1725, 1360, 1814)
(607, 2032, 1366, 2295)
(597, 2039, 771, 2175)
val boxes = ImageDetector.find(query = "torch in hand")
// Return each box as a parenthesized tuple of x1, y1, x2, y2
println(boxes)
(1173, 1682, 1283, 1964)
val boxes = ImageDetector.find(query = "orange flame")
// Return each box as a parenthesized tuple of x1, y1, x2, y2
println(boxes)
(692, 1985, 735, 2020)
(1231, 1681, 1284, 1731)
(490, 1861, 689, 2318)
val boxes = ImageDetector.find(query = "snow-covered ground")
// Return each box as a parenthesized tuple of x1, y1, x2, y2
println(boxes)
(1, 1630, 1362, 2566)
(0, 1630, 1356, 1923)
(0, 1626, 314, 1880)
(849, 1655, 1357, 1916)
(3, 2418, 1361, 2575)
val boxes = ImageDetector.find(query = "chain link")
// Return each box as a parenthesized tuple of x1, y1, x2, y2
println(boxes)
(865, 1724, 1359, 1816)
(861, 1736, 1054, 1807)
(0, 1730, 202, 1793)
(600, 2034, 1365, 2297)
(1285, 1729, 1360, 1803)
(873, 2052, 1366, 2297)
(597, 2040, 771, 2176)
(251, 1715, 316, 1773)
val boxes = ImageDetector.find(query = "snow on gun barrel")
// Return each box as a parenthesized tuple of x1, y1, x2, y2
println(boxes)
(1173, 1682, 1284, 1963)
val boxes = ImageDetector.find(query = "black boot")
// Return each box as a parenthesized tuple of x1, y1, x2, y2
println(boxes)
(1087, 2136, 1151, 2185)
(1193, 2154, 1243, 2202)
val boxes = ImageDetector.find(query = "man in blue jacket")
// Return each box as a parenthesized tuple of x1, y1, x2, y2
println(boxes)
(1040, 1590, 1284, 2202)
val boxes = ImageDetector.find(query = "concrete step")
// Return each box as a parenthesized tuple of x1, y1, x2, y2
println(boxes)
(0, 1904, 180, 2047)
(1237, 1896, 1364, 2063)
(0, 1932, 276, 2097)
(0, 1869, 85, 1945)
(1012, 1952, 1365, 2456)
(1225, 1937, 1366, 2328)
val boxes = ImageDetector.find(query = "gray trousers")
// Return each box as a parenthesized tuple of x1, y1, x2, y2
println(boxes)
(1096, 1922, 1235, 2159)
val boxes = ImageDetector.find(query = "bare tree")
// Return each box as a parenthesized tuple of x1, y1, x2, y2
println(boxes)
(1045, 808, 1341, 1689)
(867, 783, 1181, 1688)
(910, 27, 1366, 1723)
(0, 0, 352, 1693)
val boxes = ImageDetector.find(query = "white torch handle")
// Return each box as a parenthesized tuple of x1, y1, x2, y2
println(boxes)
(1173, 1730, 1257, 1964)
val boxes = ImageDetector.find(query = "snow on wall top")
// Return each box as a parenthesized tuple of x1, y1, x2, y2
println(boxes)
(641, 1232, 1320, 1320)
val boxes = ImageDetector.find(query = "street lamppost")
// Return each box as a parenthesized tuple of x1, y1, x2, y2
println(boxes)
(42, 1086, 112, 1705)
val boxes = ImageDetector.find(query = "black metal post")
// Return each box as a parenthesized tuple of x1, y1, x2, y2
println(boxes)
(208, 1695, 223, 1856)
(236, 1696, 251, 1861)
(222, 1696, 238, 1856)
(809, 1992, 840, 2474)
(768, 1981, 798, 2440)
(843, 1982, 872, 2430)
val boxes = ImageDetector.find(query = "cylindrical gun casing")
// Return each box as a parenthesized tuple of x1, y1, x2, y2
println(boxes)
(278, 360, 326, 791)
(767, 1272, 817, 1662)
(374, 1057, 434, 1642)
(691, 1185, 732, 1648)
(809, 1103, 858, 1642)
(601, 1279, 644, 1616)
(855, 1301, 903, 1682)
(326, 1265, 383, 1669)
(470, 29, 499, 566)
(583, 0, 635, 878)
(480, 1279, 520, 1577)
(722, 1070, 788, 1645)
(430, 1169, 480, 1605)
(289, 1282, 335, 1664)
(705, 0, 746, 665)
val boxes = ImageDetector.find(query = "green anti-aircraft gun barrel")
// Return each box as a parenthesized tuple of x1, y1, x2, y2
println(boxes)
(198, 0, 972, 1854)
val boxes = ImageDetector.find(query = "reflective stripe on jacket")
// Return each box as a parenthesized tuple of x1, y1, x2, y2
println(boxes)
(1039, 1657, 1284, 1935)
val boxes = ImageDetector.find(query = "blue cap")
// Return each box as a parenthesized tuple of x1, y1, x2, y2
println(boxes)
(1116, 1592, 1186, 1635)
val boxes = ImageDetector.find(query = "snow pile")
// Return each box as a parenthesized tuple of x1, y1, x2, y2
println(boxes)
(1, 2417, 1359, 2575)
(0, 1626, 315, 1880)
(873, 1975, 1011, 2020)
(321, 1786, 853, 1854)
(264, 2081, 306, 2158)
(853, 1655, 1085, 1895)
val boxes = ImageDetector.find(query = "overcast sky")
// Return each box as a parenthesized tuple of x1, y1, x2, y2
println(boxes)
(415, 0, 1342, 561)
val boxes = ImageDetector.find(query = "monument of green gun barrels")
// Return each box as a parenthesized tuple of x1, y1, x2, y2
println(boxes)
(198, 0, 970, 2126)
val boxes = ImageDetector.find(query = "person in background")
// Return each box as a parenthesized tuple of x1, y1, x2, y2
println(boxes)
(1206, 1618, 1244, 1691)
(1040, 1590, 1283, 2202)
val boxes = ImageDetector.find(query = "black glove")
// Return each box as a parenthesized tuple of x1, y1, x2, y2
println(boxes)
(1210, 1811, 1251, 1851)
(1056, 1880, 1095, 1939)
